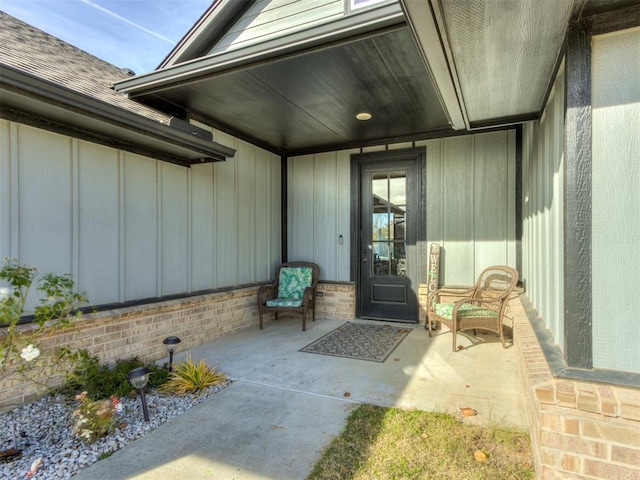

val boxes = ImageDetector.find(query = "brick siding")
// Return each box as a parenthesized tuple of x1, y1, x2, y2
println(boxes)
(1, 283, 357, 410)
(6, 283, 638, 479)
(316, 283, 355, 320)
(513, 297, 640, 479)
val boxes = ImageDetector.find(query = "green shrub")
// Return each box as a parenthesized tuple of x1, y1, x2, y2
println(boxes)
(159, 354, 226, 395)
(63, 351, 170, 399)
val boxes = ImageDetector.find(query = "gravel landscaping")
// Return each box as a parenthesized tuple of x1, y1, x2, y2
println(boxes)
(0, 382, 231, 479)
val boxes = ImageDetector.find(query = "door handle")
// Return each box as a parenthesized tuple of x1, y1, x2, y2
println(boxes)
(362, 257, 367, 263)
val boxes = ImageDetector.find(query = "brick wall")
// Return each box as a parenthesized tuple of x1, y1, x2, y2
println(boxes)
(1, 282, 357, 410)
(316, 283, 355, 320)
(513, 297, 640, 479)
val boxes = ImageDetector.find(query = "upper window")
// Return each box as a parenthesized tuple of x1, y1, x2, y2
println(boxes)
(350, 0, 387, 11)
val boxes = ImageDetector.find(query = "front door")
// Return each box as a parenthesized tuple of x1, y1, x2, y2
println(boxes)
(357, 153, 422, 322)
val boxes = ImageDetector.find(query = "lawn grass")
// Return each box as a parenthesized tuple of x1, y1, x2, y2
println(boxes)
(308, 404, 534, 480)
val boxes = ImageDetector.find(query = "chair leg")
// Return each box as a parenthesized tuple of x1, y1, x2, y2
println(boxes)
(301, 308, 307, 331)
(452, 325, 458, 352)
(499, 324, 507, 349)
(259, 308, 264, 330)
(427, 315, 433, 337)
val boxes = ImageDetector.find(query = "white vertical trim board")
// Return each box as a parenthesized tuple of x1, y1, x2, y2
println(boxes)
(118, 151, 126, 303)
(71, 139, 80, 282)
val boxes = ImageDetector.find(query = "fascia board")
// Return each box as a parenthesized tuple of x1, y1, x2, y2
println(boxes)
(400, 0, 467, 130)
(114, 2, 405, 96)
(158, 0, 252, 69)
(0, 65, 236, 164)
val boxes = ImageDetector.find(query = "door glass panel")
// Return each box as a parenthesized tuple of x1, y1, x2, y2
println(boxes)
(389, 175, 406, 207)
(372, 173, 388, 202)
(372, 207, 389, 241)
(394, 211, 406, 240)
(373, 242, 389, 275)
(371, 171, 407, 277)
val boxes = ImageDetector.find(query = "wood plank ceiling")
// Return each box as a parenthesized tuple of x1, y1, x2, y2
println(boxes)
(139, 25, 450, 155)
(118, 0, 639, 156)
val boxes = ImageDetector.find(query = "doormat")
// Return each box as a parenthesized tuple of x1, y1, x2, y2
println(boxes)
(300, 322, 412, 362)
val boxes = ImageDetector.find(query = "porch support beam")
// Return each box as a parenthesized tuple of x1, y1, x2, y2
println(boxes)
(563, 18, 592, 369)
(515, 125, 523, 277)
(281, 155, 288, 263)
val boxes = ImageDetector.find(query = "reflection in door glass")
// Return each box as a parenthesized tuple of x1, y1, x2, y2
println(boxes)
(371, 171, 406, 277)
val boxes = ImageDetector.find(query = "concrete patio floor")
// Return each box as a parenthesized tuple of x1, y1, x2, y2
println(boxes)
(74, 317, 527, 480)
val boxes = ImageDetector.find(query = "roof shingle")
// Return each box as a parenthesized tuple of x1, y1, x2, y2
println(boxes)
(0, 11, 170, 124)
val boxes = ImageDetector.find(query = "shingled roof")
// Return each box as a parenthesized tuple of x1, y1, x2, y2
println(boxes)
(0, 11, 235, 165)
(0, 10, 169, 124)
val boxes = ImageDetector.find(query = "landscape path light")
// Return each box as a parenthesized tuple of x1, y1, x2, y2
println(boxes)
(127, 366, 150, 421)
(163, 336, 182, 371)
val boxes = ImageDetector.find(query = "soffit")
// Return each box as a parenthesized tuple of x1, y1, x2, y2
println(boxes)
(415, 0, 578, 128)
(115, 3, 454, 155)
(138, 26, 449, 154)
(120, 0, 635, 155)
(404, 0, 639, 130)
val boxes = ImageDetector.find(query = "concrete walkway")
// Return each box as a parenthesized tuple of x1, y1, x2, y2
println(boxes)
(74, 317, 526, 479)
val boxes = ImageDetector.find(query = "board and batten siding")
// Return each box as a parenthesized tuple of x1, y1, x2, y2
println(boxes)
(209, 0, 344, 56)
(591, 27, 640, 373)
(417, 131, 517, 285)
(287, 150, 353, 281)
(521, 64, 565, 351)
(0, 120, 281, 311)
(288, 130, 516, 285)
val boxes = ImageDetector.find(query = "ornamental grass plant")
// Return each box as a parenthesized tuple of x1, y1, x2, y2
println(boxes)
(159, 354, 227, 395)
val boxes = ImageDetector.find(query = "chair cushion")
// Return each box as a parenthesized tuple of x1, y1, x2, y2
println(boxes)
(277, 267, 312, 300)
(266, 298, 303, 308)
(435, 302, 498, 320)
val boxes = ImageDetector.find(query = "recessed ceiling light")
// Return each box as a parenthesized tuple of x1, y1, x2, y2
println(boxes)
(356, 112, 372, 121)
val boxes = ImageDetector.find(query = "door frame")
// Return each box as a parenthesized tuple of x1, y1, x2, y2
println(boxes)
(350, 147, 427, 321)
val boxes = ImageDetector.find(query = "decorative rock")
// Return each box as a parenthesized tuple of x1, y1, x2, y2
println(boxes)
(0, 381, 230, 479)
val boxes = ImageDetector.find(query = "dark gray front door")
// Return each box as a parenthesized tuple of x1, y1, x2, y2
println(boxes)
(359, 159, 419, 322)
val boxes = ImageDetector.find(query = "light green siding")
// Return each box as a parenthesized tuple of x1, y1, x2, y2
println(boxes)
(591, 27, 640, 373)
(521, 64, 565, 351)
(0, 120, 281, 310)
(288, 131, 516, 284)
(288, 150, 353, 281)
(418, 131, 517, 286)
(209, 0, 344, 55)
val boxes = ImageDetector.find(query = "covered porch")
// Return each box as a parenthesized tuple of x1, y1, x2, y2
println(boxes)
(75, 309, 528, 479)
(1, 0, 639, 478)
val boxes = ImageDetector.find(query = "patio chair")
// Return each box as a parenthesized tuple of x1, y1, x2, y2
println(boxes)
(427, 265, 519, 351)
(258, 262, 320, 331)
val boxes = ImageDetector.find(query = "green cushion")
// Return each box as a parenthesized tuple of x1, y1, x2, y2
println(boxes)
(266, 298, 303, 308)
(277, 267, 312, 300)
(435, 302, 498, 320)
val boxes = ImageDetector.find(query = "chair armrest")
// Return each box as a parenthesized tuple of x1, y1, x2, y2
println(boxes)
(428, 287, 475, 306)
(257, 284, 277, 305)
(302, 286, 316, 306)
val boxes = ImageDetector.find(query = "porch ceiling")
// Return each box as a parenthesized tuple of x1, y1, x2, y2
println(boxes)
(138, 25, 449, 155)
(114, 0, 635, 156)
